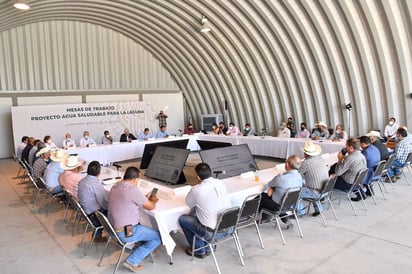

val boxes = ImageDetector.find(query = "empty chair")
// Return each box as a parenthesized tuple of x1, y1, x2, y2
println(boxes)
(190, 206, 243, 274)
(366, 160, 387, 203)
(236, 194, 264, 253)
(259, 187, 304, 245)
(301, 176, 338, 227)
(381, 154, 397, 189)
(333, 168, 369, 216)
(95, 211, 154, 274)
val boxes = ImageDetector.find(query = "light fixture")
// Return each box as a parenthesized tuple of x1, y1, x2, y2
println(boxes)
(14, 0, 30, 10)
(200, 15, 211, 33)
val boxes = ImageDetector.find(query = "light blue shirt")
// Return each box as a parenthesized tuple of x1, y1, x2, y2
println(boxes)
(267, 169, 303, 205)
(78, 175, 109, 215)
(138, 132, 154, 141)
(43, 161, 64, 190)
(156, 130, 169, 138)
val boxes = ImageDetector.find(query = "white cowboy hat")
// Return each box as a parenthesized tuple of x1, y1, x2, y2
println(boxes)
(315, 121, 328, 127)
(366, 130, 381, 138)
(35, 147, 50, 157)
(50, 149, 66, 162)
(60, 155, 83, 170)
(303, 141, 322, 156)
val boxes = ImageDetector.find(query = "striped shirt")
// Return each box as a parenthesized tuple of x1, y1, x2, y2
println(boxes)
(299, 155, 329, 191)
(335, 151, 366, 184)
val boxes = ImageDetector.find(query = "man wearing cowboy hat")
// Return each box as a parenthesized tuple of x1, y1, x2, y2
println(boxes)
(366, 130, 389, 161)
(311, 121, 330, 140)
(43, 149, 67, 194)
(32, 147, 51, 179)
(58, 155, 84, 201)
(298, 141, 330, 216)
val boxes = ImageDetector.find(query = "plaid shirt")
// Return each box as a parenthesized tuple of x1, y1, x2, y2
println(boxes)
(156, 113, 168, 127)
(395, 139, 412, 164)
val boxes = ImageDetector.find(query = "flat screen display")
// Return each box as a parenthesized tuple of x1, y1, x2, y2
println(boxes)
(145, 146, 190, 184)
(199, 144, 258, 179)
(140, 139, 189, 169)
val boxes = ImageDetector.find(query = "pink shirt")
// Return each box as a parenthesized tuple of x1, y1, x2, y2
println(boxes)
(58, 170, 82, 201)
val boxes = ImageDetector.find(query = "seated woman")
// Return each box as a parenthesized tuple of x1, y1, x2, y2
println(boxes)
(211, 123, 221, 135)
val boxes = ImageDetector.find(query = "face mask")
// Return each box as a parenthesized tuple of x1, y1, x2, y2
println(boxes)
(47, 140, 52, 144)
(336, 130, 341, 134)
(301, 127, 305, 131)
(84, 135, 89, 139)
(106, 135, 110, 138)
(66, 138, 71, 141)
(229, 126, 233, 130)
(389, 121, 394, 126)
(245, 127, 250, 130)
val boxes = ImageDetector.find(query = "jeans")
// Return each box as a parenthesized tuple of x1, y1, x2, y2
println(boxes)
(51, 185, 63, 194)
(179, 214, 233, 255)
(299, 187, 323, 213)
(334, 176, 364, 195)
(387, 159, 405, 178)
(117, 224, 161, 266)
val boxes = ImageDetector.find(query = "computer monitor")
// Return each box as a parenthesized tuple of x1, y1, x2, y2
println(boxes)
(139, 139, 189, 169)
(196, 140, 232, 150)
(145, 146, 190, 185)
(199, 144, 258, 179)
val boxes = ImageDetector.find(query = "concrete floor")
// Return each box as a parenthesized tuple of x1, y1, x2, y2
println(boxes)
(1, 155, 412, 274)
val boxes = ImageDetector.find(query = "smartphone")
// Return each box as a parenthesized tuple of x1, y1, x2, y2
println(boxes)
(341, 148, 347, 156)
(124, 224, 133, 237)
(150, 187, 158, 198)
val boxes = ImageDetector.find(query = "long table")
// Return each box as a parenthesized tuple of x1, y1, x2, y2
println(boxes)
(198, 135, 345, 158)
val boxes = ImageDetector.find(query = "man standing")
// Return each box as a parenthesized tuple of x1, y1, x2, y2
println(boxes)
(259, 155, 303, 228)
(332, 138, 367, 201)
(287, 117, 296, 138)
(156, 110, 168, 128)
(179, 163, 232, 258)
(386, 128, 412, 181)
(108, 167, 161, 272)
(299, 142, 329, 216)
(78, 161, 108, 241)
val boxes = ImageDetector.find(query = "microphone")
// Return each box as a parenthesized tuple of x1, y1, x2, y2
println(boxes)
(112, 163, 122, 169)
(213, 170, 226, 178)
(178, 129, 182, 132)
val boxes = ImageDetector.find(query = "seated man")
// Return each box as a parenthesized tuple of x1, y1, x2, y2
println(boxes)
(78, 161, 108, 242)
(101, 130, 113, 145)
(311, 121, 330, 140)
(58, 155, 83, 201)
(108, 167, 161, 272)
(179, 163, 232, 258)
(184, 123, 197, 135)
(299, 142, 329, 216)
(156, 126, 169, 138)
(329, 124, 348, 142)
(44, 135, 58, 150)
(32, 147, 50, 179)
(243, 123, 255, 136)
(386, 128, 412, 181)
(16, 136, 29, 159)
(138, 128, 154, 141)
(79, 131, 96, 147)
(226, 122, 242, 136)
(28, 139, 42, 166)
(383, 117, 399, 142)
(259, 155, 303, 228)
(359, 136, 380, 196)
(62, 133, 76, 149)
(43, 149, 66, 194)
(332, 138, 367, 201)
(21, 137, 34, 164)
(120, 128, 137, 142)
(296, 123, 310, 139)
(277, 122, 291, 138)
(218, 122, 228, 135)
(366, 131, 389, 161)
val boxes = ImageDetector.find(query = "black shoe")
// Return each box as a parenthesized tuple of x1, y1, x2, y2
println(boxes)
(185, 247, 206, 259)
(351, 192, 366, 202)
(312, 211, 320, 217)
(365, 188, 374, 196)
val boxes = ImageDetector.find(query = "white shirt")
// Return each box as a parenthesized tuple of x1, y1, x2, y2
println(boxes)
(62, 139, 76, 149)
(80, 137, 96, 147)
(278, 128, 291, 138)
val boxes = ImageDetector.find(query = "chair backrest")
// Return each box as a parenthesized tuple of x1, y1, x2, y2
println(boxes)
(350, 168, 369, 189)
(383, 154, 396, 171)
(70, 196, 101, 230)
(373, 160, 386, 177)
(405, 152, 412, 164)
(28, 172, 44, 191)
(215, 206, 240, 232)
(94, 210, 124, 245)
(279, 187, 301, 213)
(239, 194, 261, 221)
(320, 176, 338, 195)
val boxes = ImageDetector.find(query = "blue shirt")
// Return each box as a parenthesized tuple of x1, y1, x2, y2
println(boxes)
(156, 130, 169, 138)
(138, 132, 154, 141)
(362, 145, 380, 184)
(43, 161, 64, 190)
(78, 175, 109, 215)
(267, 169, 303, 205)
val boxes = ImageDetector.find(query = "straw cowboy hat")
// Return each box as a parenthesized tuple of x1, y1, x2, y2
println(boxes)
(60, 155, 83, 170)
(303, 141, 322, 156)
(366, 130, 381, 138)
(35, 147, 50, 157)
(50, 149, 66, 162)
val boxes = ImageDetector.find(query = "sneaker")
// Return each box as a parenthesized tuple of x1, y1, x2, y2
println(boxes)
(311, 211, 320, 217)
(123, 261, 143, 272)
(185, 247, 207, 259)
